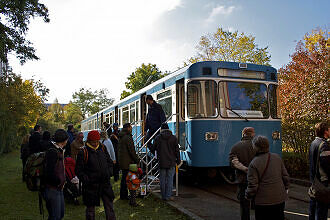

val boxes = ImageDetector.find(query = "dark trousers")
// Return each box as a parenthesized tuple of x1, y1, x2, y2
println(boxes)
(43, 187, 65, 220)
(237, 183, 250, 220)
(255, 202, 285, 220)
(129, 190, 137, 205)
(146, 130, 159, 149)
(86, 194, 116, 220)
(309, 198, 329, 220)
(120, 169, 129, 199)
(113, 163, 120, 182)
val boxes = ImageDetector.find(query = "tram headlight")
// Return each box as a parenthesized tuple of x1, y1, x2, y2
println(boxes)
(272, 131, 280, 140)
(205, 132, 218, 141)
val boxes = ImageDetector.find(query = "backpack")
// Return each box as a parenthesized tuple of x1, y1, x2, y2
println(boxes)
(24, 152, 46, 191)
(82, 144, 106, 164)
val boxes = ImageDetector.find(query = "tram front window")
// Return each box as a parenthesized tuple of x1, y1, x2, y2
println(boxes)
(187, 80, 218, 118)
(219, 81, 269, 118)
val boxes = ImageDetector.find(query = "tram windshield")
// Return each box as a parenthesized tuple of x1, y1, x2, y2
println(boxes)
(219, 81, 269, 118)
(187, 80, 218, 118)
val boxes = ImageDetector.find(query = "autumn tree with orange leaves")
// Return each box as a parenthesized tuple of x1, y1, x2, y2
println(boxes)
(279, 28, 329, 160)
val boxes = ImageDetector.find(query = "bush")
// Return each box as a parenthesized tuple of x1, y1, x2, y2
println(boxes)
(282, 151, 309, 180)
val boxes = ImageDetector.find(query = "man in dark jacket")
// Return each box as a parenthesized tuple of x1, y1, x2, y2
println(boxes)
(44, 129, 68, 220)
(145, 95, 166, 148)
(229, 127, 256, 220)
(75, 130, 116, 220)
(40, 131, 52, 152)
(110, 123, 120, 182)
(150, 123, 180, 200)
(28, 124, 42, 155)
(308, 121, 330, 220)
(118, 123, 140, 200)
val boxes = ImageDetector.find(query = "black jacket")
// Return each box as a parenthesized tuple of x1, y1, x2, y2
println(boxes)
(309, 137, 330, 183)
(146, 102, 166, 132)
(118, 129, 140, 170)
(75, 143, 114, 206)
(150, 129, 180, 169)
(229, 136, 256, 184)
(44, 144, 65, 190)
(28, 131, 42, 155)
(40, 139, 52, 152)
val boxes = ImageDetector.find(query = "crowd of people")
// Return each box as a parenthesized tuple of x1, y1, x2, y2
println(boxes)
(19, 97, 329, 220)
(229, 122, 330, 220)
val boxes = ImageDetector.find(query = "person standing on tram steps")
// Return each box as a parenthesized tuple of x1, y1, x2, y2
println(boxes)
(75, 130, 116, 220)
(145, 95, 166, 149)
(43, 129, 68, 220)
(229, 127, 256, 220)
(245, 136, 290, 220)
(118, 123, 140, 200)
(110, 123, 120, 182)
(150, 123, 180, 201)
(308, 121, 330, 220)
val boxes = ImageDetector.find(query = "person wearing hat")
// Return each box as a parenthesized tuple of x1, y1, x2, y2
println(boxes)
(118, 123, 140, 200)
(145, 95, 166, 149)
(44, 129, 68, 220)
(110, 123, 120, 182)
(245, 136, 290, 220)
(126, 164, 141, 207)
(75, 130, 116, 220)
(229, 127, 256, 220)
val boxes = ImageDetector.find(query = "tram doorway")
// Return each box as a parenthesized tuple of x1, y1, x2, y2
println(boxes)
(176, 79, 186, 150)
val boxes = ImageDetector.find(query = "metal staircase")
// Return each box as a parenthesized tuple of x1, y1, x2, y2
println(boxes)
(132, 114, 182, 196)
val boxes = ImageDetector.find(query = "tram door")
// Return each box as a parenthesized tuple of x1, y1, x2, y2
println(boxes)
(176, 79, 186, 150)
(100, 112, 104, 129)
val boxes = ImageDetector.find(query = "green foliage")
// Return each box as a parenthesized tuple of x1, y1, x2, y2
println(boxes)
(120, 63, 167, 99)
(0, 72, 47, 154)
(72, 87, 114, 117)
(0, 0, 49, 64)
(282, 152, 309, 179)
(188, 27, 271, 65)
(0, 151, 190, 219)
(63, 102, 83, 130)
(279, 28, 329, 158)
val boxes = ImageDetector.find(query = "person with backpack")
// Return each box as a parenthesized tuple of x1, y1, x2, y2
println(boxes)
(28, 124, 42, 155)
(75, 130, 116, 220)
(40, 131, 52, 152)
(43, 129, 68, 220)
(308, 121, 330, 220)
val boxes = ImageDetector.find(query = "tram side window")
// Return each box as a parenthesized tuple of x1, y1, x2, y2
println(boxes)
(187, 80, 218, 118)
(130, 103, 136, 123)
(157, 90, 172, 118)
(122, 106, 129, 125)
(136, 100, 140, 121)
(269, 84, 281, 118)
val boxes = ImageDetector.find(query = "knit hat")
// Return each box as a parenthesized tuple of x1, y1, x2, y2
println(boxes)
(87, 130, 100, 141)
(129, 164, 138, 172)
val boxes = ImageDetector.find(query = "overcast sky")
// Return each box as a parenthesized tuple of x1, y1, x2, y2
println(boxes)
(8, 0, 329, 103)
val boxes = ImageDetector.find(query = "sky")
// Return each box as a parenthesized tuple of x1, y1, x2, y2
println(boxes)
(8, 0, 330, 104)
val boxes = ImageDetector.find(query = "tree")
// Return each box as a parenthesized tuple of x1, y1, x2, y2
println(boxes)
(120, 63, 167, 99)
(187, 27, 271, 65)
(0, 0, 49, 65)
(279, 28, 329, 158)
(63, 102, 83, 129)
(0, 72, 47, 153)
(72, 87, 114, 117)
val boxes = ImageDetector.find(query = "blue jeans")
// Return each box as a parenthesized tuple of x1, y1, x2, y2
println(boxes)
(159, 167, 175, 200)
(309, 198, 329, 220)
(43, 188, 64, 220)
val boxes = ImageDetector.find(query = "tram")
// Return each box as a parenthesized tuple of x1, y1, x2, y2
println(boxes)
(81, 61, 281, 180)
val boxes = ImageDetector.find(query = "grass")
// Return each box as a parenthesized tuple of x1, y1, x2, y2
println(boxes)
(0, 151, 191, 220)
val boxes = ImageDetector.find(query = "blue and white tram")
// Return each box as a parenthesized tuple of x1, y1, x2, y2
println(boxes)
(81, 61, 281, 178)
